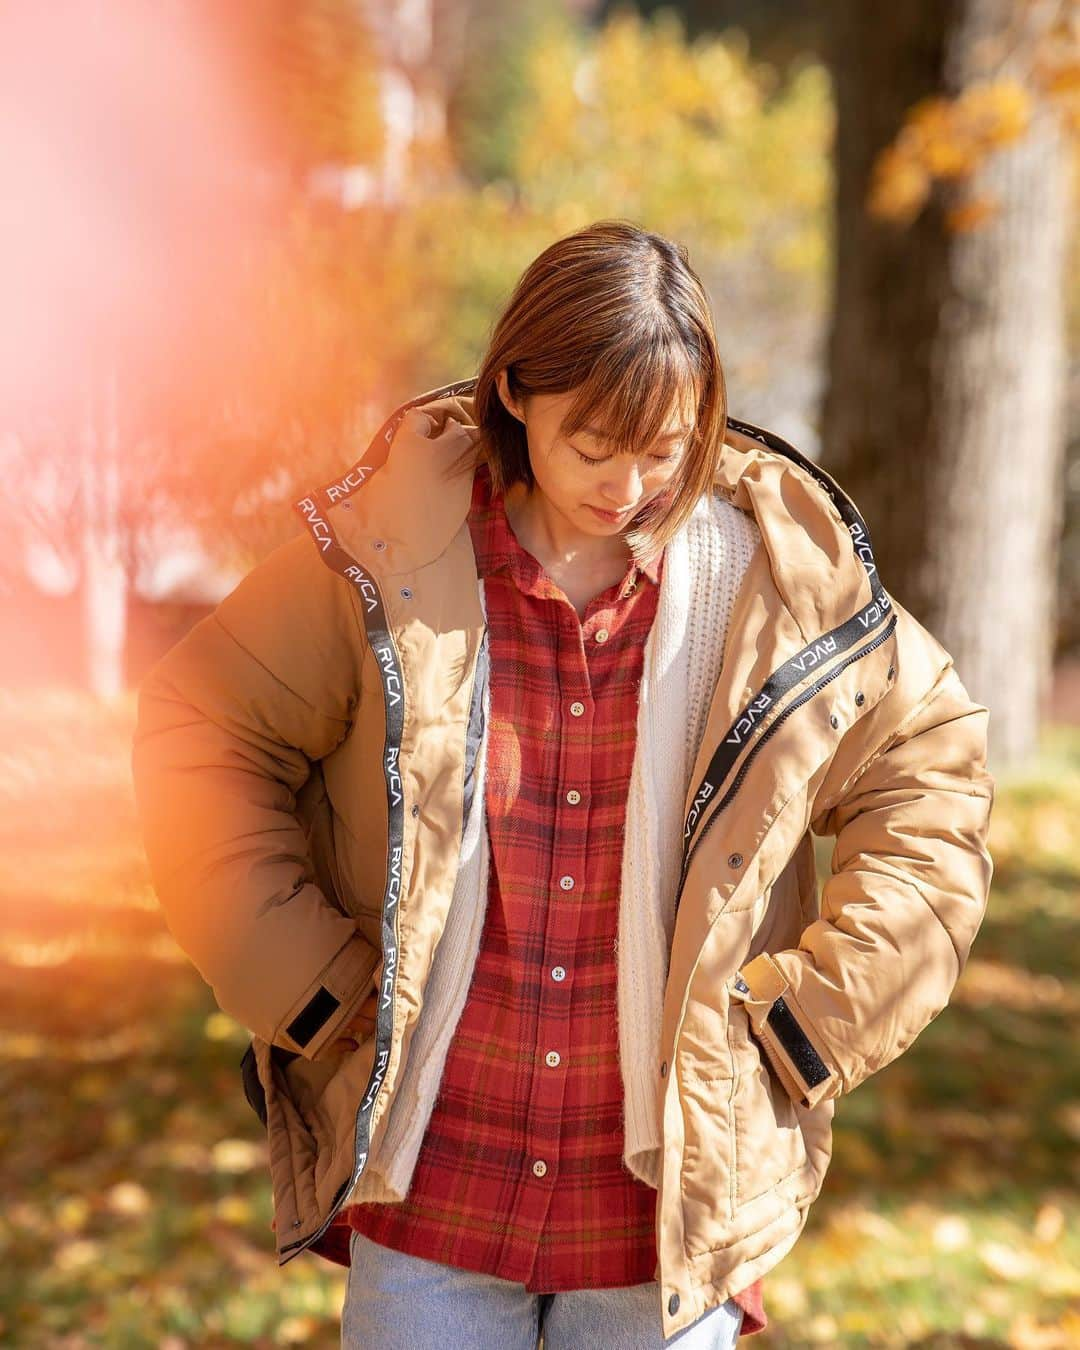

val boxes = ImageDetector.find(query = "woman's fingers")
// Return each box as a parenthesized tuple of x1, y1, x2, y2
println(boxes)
(329, 988, 380, 1053)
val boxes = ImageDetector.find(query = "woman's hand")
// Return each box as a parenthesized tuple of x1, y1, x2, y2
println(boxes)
(329, 986, 379, 1054)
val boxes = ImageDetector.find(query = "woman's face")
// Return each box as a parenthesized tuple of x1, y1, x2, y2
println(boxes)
(495, 372, 692, 539)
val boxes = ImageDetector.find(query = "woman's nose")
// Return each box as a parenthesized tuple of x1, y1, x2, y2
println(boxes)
(602, 461, 643, 504)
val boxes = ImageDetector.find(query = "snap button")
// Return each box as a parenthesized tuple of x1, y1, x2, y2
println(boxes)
(728, 852, 743, 868)
(668, 1292, 680, 1315)
(830, 713, 840, 728)
(569, 700, 586, 717)
(659, 1059, 668, 1078)
(855, 691, 865, 706)
(411, 803, 420, 818)
(566, 789, 581, 805)
(400, 587, 413, 599)
(372, 539, 386, 551)
(887, 664, 895, 680)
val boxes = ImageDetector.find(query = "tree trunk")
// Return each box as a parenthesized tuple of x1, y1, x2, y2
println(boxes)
(821, 0, 1073, 769)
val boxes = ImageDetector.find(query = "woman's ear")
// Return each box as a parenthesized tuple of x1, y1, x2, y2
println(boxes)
(495, 367, 526, 424)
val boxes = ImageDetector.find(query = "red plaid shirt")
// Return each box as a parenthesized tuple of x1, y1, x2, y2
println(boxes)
(332, 461, 765, 1335)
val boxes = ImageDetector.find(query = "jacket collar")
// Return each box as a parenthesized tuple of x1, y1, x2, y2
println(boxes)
(296, 378, 877, 644)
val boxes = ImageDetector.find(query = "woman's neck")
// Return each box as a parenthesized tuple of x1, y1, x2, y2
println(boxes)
(503, 481, 632, 575)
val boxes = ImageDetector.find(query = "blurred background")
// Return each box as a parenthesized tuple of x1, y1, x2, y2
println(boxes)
(0, 0, 1077, 1345)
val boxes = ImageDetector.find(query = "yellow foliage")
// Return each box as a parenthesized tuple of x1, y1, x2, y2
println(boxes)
(958, 80, 1032, 145)
(946, 195, 1001, 232)
(513, 8, 828, 265)
(867, 146, 930, 224)
(870, 78, 1047, 230)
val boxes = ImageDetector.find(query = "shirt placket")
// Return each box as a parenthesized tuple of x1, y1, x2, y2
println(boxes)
(496, 582, 596, 1285)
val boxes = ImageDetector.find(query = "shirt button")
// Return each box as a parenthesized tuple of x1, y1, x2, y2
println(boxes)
(595, 628, 609, 643)
(532, 1159, 548, 1178)
(565, 789, 581, 805)
(545, 1050, 561, 1068)
(558, 875, 575, 891)
(551, 966, 566, 982)
(569, 700, 586, 717)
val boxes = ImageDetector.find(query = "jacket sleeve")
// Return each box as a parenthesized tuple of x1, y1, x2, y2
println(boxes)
(130, 531, 381, 1063)
(729, 653, 995, 1110)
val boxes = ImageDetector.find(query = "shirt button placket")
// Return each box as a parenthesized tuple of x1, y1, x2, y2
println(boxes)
(522, 630, 593, 1237)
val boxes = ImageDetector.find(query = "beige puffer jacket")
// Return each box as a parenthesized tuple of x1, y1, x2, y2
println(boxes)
(131, 378, 995, 1340)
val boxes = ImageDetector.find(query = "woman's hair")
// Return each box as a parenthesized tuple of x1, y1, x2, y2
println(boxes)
(450, 218, 728, 564)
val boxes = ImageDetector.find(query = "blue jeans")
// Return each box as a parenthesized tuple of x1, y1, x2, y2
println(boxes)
(342, 1230, 745, 1349)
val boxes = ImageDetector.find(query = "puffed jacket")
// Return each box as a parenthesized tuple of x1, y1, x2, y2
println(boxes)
(130, 377, 995, 1341)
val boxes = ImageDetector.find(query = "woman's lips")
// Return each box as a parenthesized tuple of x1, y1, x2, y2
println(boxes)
(588, 504, 634, 522)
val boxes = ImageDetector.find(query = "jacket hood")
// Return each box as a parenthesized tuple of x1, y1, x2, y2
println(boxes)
(294, 376, 884, 648)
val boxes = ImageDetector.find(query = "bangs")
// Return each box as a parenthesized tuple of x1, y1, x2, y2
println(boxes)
(555, 341, 701, 458)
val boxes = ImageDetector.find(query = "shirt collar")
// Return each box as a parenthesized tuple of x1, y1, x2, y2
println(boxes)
(468, 462, 663, 596)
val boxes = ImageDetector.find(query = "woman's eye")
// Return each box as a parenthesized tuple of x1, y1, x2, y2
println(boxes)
(571, 447, 676, 465)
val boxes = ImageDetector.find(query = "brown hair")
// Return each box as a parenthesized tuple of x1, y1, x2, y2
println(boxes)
(449, 218, 728, 564)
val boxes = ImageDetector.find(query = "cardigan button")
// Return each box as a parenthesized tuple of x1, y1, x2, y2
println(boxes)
(668, 1292, 680, 1315)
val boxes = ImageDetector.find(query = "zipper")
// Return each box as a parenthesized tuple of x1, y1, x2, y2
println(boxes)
(280, 595, 490, 1261)
(674, 614, 897, 913)
(284, 499, 410, 1260)
(280, 631, 407, 1260)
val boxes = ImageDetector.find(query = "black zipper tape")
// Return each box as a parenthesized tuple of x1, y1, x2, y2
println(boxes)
(278, 497, 407, 1259)
(676, 614, 897, 912)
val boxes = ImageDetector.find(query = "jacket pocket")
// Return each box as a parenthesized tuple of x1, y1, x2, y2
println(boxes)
(728, 999, 809, 1208)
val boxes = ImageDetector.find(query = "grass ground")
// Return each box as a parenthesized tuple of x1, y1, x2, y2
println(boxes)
(0, 687, 1076, 1348)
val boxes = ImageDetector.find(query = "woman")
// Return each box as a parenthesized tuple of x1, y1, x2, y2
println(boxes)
(132, 220, 995, 1348)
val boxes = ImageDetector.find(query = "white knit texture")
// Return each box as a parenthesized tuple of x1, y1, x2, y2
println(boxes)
(619, 491, 761, 1188)
(348, 490, 761, 1204)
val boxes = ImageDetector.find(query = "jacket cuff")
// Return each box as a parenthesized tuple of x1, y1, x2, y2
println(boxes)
(728, 952, 838, 1110)
(273, 931, 381, 1062)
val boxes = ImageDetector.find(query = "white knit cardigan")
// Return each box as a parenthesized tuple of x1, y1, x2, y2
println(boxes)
(345, 489, 761, 1208)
